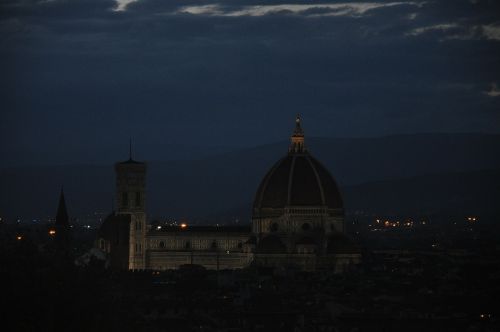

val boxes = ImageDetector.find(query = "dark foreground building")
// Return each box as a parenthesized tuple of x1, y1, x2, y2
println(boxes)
(97, 117, 360, 271)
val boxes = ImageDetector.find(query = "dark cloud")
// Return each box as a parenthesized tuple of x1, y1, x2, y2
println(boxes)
(1, 0, 499, 166)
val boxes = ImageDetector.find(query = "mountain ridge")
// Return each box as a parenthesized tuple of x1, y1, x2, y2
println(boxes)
(1, 133, 499, 220)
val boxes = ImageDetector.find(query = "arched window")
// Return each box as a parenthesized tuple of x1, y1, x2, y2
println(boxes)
(211, 240, 217, 249)
(185, 241, 191, 249)
(159, 241, 165, 249)
(270, 223, 279, 232)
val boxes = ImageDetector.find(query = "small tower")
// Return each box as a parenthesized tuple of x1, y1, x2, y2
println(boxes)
(289, 115, 306, 153)
(114, 140, 147, 270)
(53, 188, 71, 254)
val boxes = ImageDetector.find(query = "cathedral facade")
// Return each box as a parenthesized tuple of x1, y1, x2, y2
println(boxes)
(97, 117, 360, 272)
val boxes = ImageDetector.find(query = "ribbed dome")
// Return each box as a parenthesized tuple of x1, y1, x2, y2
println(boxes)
(253, 152, 343, 210)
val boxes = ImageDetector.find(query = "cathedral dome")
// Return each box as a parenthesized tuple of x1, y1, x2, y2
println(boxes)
(253, 116, 343, 216)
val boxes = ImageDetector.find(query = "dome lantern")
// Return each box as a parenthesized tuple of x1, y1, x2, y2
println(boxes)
(289, 115, 306, 153)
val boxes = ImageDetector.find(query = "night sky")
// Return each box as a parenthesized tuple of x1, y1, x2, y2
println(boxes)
(1, 0, 499, 166)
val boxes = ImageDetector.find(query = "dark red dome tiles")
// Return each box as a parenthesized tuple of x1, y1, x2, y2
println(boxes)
(253, 153, 343, 211)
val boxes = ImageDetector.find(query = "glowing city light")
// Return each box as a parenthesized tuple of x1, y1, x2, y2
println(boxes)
(180, 223, 187, 228)
(49, 229, 56, 236)
(16, 235, 22, 240)
(467, 217, 477, 223)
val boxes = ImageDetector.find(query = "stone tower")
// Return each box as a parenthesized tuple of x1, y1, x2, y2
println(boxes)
(115, 141, 147, 270)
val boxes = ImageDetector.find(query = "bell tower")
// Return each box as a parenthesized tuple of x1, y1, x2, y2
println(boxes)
(115, 140, 147, 270)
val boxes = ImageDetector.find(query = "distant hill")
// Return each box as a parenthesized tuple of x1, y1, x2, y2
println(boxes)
(200, 168, 500, 223)
(1, 133, 499, 220)
(343, 168, 500, 218)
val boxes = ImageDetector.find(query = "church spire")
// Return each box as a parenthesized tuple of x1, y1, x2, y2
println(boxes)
(55, 187, 69, 227)
(53, 187, 71, 256)
(289, 115, 306, 153)
(118, 138, 144, 164)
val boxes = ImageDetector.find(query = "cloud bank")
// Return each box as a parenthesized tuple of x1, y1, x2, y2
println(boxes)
(1, 0, 499, 165)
